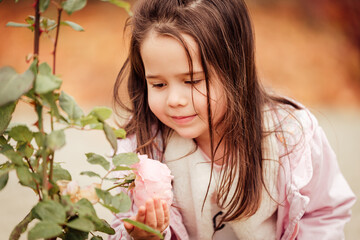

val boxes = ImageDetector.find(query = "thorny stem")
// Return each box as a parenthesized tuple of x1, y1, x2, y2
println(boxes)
(42, 150, 49, 197)
(53, 7, 62, 75)
(25, 157, 43, 201)
(101, 170, 113, 187)
(33, 0, 44, 134)
(49, 153, 54, 199)
(33, 0, 40, 62)
(106, 182, 129, 192)
(50, 115, 54, 130)
(9, 212, 34, 240)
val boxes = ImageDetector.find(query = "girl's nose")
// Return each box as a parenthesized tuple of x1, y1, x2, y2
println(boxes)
(166, 86, 188, 107)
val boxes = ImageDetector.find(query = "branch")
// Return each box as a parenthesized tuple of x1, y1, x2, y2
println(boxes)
(42, 150, 49, 197)
(9, 212, 34, 240)
(53, 7, 63, 75)
(25, 157, 43, 201)
(49, 153, 54, 195)
(34, 0, 40, 61)
(106, 182, 129, 192)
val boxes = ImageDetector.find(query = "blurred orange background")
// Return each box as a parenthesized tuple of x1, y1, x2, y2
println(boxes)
(0, 0, 359, 239)
(1, 0, 359, 108)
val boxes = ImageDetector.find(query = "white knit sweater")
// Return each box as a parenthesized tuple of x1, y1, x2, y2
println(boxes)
(164, 112, 279, 240)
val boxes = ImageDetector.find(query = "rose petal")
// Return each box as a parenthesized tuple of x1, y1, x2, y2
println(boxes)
(132, 155, 173, 207)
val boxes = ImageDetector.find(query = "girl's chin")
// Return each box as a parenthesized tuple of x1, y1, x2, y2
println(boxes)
(173, 130, 199, 140)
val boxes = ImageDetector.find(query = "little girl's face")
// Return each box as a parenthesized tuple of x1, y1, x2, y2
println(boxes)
(140, 31, 226, 144)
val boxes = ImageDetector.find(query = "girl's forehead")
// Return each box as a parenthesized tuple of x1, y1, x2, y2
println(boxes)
(140, 31, 204, 77)
(142, 30, 199, 55)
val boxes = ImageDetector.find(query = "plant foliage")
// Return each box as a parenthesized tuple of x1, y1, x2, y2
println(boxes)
(0, 0, 161, 239)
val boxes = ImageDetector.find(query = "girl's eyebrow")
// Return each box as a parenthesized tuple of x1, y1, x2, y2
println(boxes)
(146, 71, 204, 79)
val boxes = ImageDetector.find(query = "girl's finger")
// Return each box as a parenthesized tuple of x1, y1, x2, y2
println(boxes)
(162, 201, 170, 226)
(136, 205, 146, 223)
(124, 222, 134, 233)
(154, 198, 165, 228)
(145, 199, 157, 228)
(124, 216, 136, 234)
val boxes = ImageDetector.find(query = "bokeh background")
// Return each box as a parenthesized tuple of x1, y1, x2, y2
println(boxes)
(0, 0, 359, 239)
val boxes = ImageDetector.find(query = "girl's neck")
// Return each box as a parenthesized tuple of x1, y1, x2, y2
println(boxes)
(195, 136, 225, 166)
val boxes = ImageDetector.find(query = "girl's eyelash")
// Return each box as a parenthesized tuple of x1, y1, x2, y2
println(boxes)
(152, 83, 166, 88)
(185, 79, 203, 84)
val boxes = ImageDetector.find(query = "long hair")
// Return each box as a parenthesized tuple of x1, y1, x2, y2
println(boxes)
(113, 0, 300, 229)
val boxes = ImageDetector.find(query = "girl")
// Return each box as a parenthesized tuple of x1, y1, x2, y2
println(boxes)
(110, 0, 356, 239)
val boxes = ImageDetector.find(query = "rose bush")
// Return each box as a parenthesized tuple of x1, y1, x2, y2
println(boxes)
(0, 1, 164, 239)
(131, 154, 173, 208)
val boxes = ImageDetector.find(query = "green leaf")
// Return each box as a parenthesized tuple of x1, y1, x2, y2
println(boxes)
(101, 0, 131, 14)
(32, 199, 67, 224)
(41, 18, 56, 30)
(111, 192, 131, 213)
(0, 66, 34, 106)
(92, 218, 115, 235)
(0, 161, 12, 172)
(112, 165, 133, 171)
(80, 171, 101, 179)
(124, 172, 136, 182)
(63, 228, 88, 240)
(39, 0, 50, 12)
(91, 236, 103, 240)
(61, 20, 84, 31)
(0, 101, 16, 135)
(95, 188, 112, 205)
(95, 189, 131, 213)
(60, 195, 76, 216)
(42, 92, 61, 120)
(33, 132, 45, 148)
(8, 125, 33, 142)
(34, 63, 62, 94)
(62, 0, 87, 15)
(0, 136, 7, 145)
(17, 142, 34, 158)
(46, 129, 65, 151)
(66, 217, 95, 232)
(29, 58, 38, 75)
(80, 114, 98, 127)
(75, 198, 96, 216)
(123, 219, 163, 239)
(16, 165, 37, 190)
(2, 150, 24, 166)
(0, 171, 9, 191)
(103, 122, 117, 154)
(6, 22, 32, 28)
(85, 153, 110, 171)
(59, 91, 84, 120)
(89, 122, 103, 130)
(53, 166, 72, 182)
(99, 202, 119, 213)
(28, 221, 63, 240)
(90, 107, 112, 121)
(114, 128, 126, 139)
(112, 152, 139, 166)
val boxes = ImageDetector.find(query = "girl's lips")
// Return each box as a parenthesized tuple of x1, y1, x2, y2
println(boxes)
(171, 114, 197, 124)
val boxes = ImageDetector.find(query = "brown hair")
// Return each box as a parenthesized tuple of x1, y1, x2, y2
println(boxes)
(113, 0, 300, 230)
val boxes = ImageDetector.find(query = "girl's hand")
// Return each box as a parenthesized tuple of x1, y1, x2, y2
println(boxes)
(124, 198, 170, 240)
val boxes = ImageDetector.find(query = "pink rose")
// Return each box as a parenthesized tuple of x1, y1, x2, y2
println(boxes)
(78, 183, 100, 204)
(131, 154, 173, 207)
(56, 180, 100, 204)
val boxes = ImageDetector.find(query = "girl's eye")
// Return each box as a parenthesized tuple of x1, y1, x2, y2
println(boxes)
(185, 79, 203, 84)
(152, 83, 166, 88)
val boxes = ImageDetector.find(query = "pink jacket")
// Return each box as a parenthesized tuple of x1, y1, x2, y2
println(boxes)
(109, 107, 356, 240)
